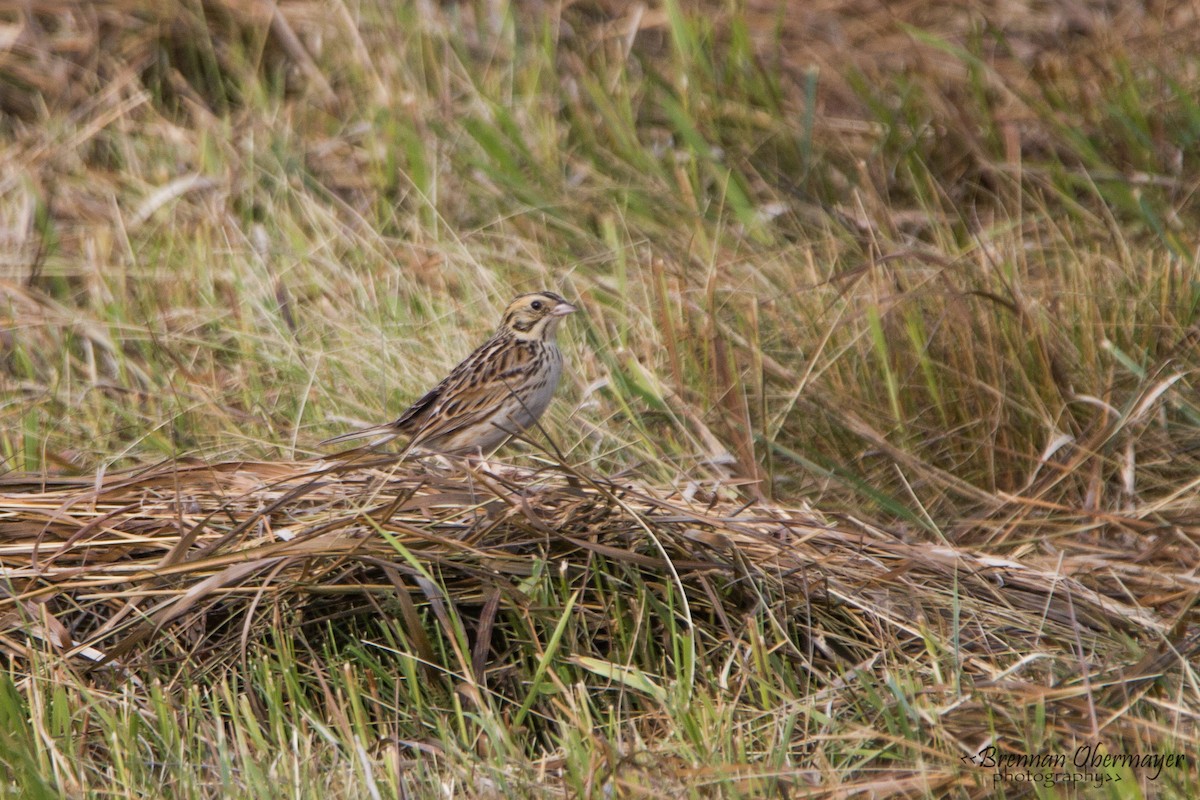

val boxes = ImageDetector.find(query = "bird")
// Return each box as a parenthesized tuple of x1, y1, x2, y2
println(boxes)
(322, 291, 577, 455)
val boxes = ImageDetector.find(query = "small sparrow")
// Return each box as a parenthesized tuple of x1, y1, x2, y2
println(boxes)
(323, 291, 577, 454)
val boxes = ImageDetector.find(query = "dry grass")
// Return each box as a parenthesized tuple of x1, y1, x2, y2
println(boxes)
(2, 0, 1199, 797)
(0, 453, 1167, 664)
(1, 451, 1197, 796)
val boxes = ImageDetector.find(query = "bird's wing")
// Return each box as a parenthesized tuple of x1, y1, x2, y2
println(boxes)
(403, 339, 540, 446)
(390, 381, 446, 432)
(319, 380, 448, 447)
(320, 332, 539, 451)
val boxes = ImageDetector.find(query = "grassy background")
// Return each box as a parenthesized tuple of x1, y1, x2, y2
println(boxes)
(1, 0, 1199, 797)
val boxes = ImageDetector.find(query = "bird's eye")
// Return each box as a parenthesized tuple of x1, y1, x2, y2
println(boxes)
(530, 300, 543, 311)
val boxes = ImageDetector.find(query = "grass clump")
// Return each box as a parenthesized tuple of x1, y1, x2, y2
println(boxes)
(0, 455, 1185, 796)
(1, 0, 1199, 797)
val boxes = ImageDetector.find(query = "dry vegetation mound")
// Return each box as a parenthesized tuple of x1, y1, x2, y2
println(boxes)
(1, 456, 1193, 755)
(0, 455, 1165, 663)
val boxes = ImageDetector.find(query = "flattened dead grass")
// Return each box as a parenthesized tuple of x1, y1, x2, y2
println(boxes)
(0, 454, 1189, 698)
(2, 453, 1197, 794)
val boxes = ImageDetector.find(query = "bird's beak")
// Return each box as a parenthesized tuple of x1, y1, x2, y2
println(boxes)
(550, 301, 577, 317)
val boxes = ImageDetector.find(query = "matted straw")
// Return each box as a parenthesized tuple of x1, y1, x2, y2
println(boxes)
(0, 454, 1170, 670)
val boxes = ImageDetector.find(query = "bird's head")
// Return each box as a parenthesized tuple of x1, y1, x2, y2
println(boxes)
(500, 291, 577, 341)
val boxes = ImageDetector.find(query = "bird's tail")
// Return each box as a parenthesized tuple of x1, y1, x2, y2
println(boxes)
(319, 423, 401, 448)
